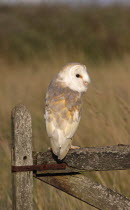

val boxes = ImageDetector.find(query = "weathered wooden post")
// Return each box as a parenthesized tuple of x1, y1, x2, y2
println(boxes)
(11, 104, 33, 210)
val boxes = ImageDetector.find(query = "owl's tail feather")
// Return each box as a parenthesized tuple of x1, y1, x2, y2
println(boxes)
(50, 130, 72, 160)
(58, 138, 72, 160)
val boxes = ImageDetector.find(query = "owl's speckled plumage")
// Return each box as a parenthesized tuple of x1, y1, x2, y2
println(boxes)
(44, 63, 90, 160)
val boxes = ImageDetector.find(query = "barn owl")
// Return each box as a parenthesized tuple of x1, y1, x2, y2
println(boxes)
(44, 63, 90, 160)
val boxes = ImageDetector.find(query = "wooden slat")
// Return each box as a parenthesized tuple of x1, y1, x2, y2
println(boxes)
(33, 145, 130, 174)
(11, 104, 33, 210)
(35, 174, 130, 210)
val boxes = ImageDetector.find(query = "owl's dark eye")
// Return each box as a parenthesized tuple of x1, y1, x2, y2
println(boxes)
(76, 74, 80, 78)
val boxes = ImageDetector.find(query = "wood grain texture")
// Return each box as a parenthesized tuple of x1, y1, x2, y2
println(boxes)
(11, 104, 33, 210)
(35, 174, 130, 210)
(33, 145, 130, 174)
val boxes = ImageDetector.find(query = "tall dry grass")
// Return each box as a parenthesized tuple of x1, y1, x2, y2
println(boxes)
(0, 53, 130, 209)
(0, 4, 130, 62)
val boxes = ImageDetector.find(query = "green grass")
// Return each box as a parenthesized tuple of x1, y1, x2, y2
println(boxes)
(0, 4, 130, 209)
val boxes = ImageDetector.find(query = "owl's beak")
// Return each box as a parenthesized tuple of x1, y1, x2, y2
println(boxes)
(83, 80, 89, 87)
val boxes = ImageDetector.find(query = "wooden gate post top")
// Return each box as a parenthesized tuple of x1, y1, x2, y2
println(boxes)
(11, 104, 33, 166)
(11, 104, 33, 210)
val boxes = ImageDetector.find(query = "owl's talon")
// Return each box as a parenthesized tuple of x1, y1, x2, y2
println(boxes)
(70, 145, 80, 149)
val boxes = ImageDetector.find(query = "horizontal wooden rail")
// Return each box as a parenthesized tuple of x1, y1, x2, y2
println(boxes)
(35, 173, 130, 210)
(33, 144, 130, 174)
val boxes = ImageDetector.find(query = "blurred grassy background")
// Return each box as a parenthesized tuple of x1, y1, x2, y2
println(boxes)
(0, 3, 130, 210)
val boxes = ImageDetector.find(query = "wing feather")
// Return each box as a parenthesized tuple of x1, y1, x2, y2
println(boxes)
(44, 85, 81, 159)
(45, 98, 80, 138)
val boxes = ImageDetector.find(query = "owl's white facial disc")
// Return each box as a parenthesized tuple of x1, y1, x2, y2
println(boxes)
(58, 63, 90, 92)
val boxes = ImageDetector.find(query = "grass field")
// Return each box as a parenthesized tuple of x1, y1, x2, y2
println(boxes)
(0, 4, 130, 210)
(0, 4, 130, 62)
(0, 55, 130, 209)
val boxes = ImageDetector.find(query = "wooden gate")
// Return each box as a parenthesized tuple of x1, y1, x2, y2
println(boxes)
(11, 104, 130, 210)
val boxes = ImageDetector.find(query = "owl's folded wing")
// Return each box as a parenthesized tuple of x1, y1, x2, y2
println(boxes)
(45, 94, 81, 139)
